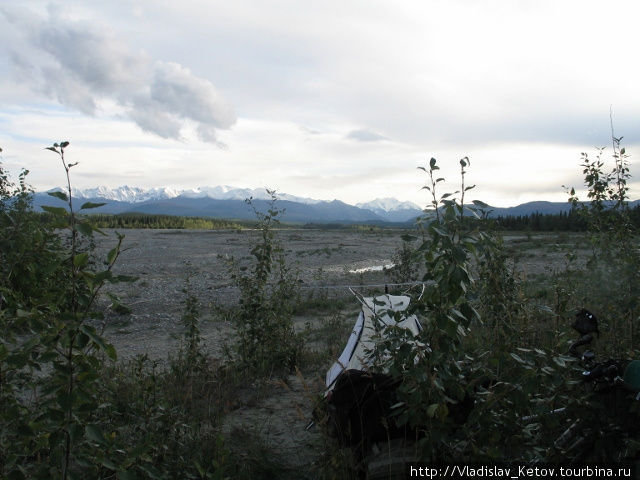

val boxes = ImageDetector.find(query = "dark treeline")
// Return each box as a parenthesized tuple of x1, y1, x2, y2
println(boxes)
(35, 206, 640, 232)
(81, 207, 640, 232)
(493, 210, 587, 231)
(451, 205, 640, 232)
(82, 213, 245, 230)
(489, 205, 640, 231)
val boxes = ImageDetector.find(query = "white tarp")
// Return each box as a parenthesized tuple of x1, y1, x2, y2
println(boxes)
(325, 294, 422, 390)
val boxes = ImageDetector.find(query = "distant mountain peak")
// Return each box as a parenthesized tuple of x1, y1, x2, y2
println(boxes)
(355, 197, 422, 222)
(48, 185, 183, 203)
(57, 185, 322, 205)
(357, 197, 422, 212)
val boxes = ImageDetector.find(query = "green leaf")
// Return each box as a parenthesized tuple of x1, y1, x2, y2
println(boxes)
(510, 352, 525, 364)
(51, 219, 69, 228)
(99, 458, 118, 470)
(93, 270, 112, 284)
(80, 201, 106, 210)
(48, 190, 68, 201)
(46, 146, 60, 153)
(69, 423, 83, 444)
(76, 221, 93, 236)
(429, 157, 437, 168)
(552, 356, 566, 367)
(78, 370, 99, 382)
(41, 205, 68, 216)
(85, 424, 107, 445)
(107, 247, 118, 264)
(427, 403, 439, 418)
(76, 332, 90, 349)
(431, 226, 449, 237)
(536, 305, 555, 315)
(73, 252, 89, 268)
(443, 316, 459, 338)
(104, 344, 117, 360)
(118, 470, 138, 480)
(81, 325, 118, 360)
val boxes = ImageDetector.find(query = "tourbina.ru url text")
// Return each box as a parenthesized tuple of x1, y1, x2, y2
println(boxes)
(408, 465, 633, 479)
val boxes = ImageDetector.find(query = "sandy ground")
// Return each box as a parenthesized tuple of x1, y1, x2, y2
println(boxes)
(92, 229, 584, 353)
(91, 227, 402, 360)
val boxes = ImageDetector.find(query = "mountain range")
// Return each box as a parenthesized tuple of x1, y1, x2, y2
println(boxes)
(32, 185, 640, 224)
(33, 185, 424, 223)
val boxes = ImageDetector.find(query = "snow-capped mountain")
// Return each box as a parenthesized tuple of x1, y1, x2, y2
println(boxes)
(67, 186, 182, 203)
(37, 185, 614, 224)
(59, 185, 321, 205)
(357, 197, 421, 212)
(178, 186, 321, 205)
(39, 186, 426, 223)
(356, 198, 423, 222)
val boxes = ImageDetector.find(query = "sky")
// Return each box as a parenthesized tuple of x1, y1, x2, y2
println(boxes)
(1, 1, 639, 208)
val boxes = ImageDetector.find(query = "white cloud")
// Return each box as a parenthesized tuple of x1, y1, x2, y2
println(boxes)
(346, 129, 386, 142)
(1, 5, 235, 143)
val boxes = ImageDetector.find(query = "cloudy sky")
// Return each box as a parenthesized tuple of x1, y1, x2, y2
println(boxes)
(1, 1, 639, 207)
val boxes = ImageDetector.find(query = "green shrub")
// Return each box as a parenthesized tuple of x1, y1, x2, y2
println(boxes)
(384, 239, 420, 286)
(225, 191, 303, 376)
(0, 142, 137, 479)
(1, 143, 233, 479)
(368, 157, 574, 463)
(0, 164, 66, 313)
(567, 135, 640, 352)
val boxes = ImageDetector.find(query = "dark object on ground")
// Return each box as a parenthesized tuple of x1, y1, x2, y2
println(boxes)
(326, 370, 410, 456)
(572, 308, 599, 337)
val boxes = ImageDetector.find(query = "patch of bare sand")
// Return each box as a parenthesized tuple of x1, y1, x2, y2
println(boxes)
(222, 373, 325, 477)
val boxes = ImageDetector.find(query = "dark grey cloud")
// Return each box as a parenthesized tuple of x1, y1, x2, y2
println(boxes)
(40, 65, 97, 114)
(128, 103, 182, 140)
(1, 6, 235, 143)
(148, 62, 234, 129)
(345, 129, 386, 142)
